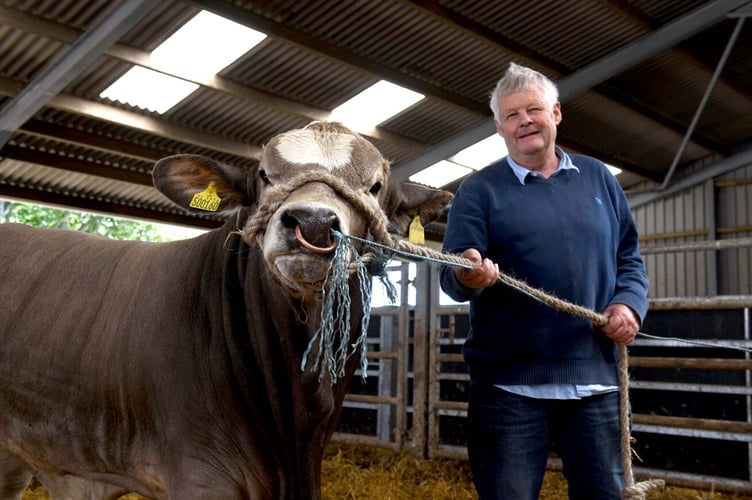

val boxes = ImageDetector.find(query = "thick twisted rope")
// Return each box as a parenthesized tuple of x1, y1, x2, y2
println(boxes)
(241, 171, 663, 498)
(356, 237, 665, 499)
(241, 170, 394, 249)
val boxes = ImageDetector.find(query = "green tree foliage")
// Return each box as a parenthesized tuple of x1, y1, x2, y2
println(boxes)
(0, 200, 171, 242)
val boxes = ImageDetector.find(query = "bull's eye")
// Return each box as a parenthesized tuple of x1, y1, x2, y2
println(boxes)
(259, 169, 270, 185)
(369, 182, 382, 195)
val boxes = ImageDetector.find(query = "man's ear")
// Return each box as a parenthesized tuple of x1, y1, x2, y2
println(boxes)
(382, 181, 453, 236)
(152, 154, 252, 215)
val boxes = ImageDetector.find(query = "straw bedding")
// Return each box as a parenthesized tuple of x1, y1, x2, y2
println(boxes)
(20, 444, 752, 499)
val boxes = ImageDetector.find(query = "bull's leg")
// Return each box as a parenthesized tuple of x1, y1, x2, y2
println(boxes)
(0, 447, 33, 500)
(36, 471, 131, 500)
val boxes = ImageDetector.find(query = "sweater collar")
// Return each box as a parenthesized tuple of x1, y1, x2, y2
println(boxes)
(507, 147, 580, 185)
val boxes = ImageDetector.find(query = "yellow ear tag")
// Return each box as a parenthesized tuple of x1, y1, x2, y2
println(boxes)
(189, 182, 221, 212)
(408, 215, 425, 245)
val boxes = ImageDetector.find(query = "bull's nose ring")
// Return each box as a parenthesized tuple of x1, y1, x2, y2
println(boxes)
(295, 225, 337, 254)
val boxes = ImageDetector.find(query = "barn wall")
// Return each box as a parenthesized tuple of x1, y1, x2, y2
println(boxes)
(716, 163, 752, 295)
(632, 160, 752, 298)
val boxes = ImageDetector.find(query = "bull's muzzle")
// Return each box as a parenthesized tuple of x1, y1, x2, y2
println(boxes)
(282, 208, 340, 255)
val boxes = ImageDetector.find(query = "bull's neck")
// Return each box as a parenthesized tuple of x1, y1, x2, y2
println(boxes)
(218, 223, 350, 498)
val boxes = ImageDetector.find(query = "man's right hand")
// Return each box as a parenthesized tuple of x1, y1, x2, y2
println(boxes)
(455, 249, 499, 289)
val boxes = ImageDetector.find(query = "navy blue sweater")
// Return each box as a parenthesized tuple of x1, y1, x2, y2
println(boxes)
(440, 153, 649, 387)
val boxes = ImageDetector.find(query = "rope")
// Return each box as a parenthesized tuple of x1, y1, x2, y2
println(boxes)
(242, 166, 663, 497)
(239, 169, 394, 385)
(341, 234, 665, 499)
(241, 170, 394, 250)
(301, 231, 372, 384)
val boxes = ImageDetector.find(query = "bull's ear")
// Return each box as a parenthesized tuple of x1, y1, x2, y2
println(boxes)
(383, 181, 453, 236)
(152, 154, 251, 214)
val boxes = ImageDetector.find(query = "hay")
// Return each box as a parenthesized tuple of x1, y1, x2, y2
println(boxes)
(321, 444, 752, 500)
(19, 445, 752, 499)
(322, 444, 476, 499)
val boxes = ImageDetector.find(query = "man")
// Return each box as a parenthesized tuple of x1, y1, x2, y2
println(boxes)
(440, 63, 649, 499)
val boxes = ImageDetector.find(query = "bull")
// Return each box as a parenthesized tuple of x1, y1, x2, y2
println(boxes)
(0, 122, 452, 499)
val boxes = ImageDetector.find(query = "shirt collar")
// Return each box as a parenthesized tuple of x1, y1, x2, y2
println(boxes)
(507, 146, 579, 185)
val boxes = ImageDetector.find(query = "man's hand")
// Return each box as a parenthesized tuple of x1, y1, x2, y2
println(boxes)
(600, 303, 640, 345)
(454, 249, 499, 289)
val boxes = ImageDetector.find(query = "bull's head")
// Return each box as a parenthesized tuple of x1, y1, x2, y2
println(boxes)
(153, 122, 452, 294)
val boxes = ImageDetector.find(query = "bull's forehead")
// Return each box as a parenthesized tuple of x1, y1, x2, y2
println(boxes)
(263, 128, 385, 182)
(275, 129, 355, 171)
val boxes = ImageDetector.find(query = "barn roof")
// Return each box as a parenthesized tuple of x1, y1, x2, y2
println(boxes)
(1, 0, 750, 239)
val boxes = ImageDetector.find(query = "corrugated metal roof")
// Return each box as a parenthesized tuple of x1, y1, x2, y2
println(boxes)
(0, 0, 750, 234)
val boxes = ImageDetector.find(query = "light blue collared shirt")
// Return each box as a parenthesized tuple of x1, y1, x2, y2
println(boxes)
(507, 146, 580, 185)
(496, 147, 616, 400)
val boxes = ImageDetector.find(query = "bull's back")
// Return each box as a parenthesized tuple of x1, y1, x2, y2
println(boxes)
(0, 223, 212, 491)
(0, 222, 216, 361)
(3, 224, 162, 344)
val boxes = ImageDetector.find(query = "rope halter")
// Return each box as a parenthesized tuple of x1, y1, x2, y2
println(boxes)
(238, 169, 398, 384)
(240, 169, 395, 253)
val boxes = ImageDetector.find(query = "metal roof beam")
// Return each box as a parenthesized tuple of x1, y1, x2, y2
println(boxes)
(556, 0, 750, 99)
(0, 0, 160, 148)
(190, 0, 488, 115)
(404, 0, 727, 154)
(392, 0, 750, 181)
(0, 77, 260, 160)
(0, 145, 153, 186)
(0, 183, 222, 229)
(0, 4, 424, 151)
(658, 16, 746, 190)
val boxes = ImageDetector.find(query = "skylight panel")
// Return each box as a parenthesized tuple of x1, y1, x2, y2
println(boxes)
(100, 10, 266, 113)
(100, 67, 199, 114)
(151, 10, 266, 80)
(450, 134, 508, 170)
(330, 80, 424, 130)
(409, 160, 473, 188)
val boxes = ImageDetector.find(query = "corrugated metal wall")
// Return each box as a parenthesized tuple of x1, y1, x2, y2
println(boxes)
(717, 163, 752, 294)
(633, 160, 751, 298)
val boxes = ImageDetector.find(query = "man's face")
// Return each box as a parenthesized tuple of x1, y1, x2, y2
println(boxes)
(494, 87, 561, 165)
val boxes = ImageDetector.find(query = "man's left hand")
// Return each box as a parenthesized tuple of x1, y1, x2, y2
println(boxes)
(599, 303, 640, 345)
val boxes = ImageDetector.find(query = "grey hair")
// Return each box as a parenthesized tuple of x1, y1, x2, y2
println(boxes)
(489, 63, 559, 121)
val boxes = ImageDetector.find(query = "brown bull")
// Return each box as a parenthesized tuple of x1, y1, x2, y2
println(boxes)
(0, 122, 452, 499)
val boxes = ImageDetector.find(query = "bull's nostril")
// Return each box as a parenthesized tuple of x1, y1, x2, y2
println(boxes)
(282, 208, 340, 249)
(281, 212, 298, 229)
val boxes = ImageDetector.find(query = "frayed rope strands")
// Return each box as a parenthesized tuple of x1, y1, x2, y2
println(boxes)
(300, 231, 372, 384)
(239, 170, 396, 386)
(340, 233, 665, 499)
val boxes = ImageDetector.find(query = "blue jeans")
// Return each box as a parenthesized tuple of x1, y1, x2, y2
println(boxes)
(467, 386, 625, 500)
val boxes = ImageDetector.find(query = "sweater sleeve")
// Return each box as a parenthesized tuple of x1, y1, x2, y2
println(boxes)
(608, 175, 650, 323)
(439, 172, 490, 303)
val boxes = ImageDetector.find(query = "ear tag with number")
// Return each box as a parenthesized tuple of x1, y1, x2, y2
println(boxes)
(408, 215, 425, 244)
(189, 182, 221, 212)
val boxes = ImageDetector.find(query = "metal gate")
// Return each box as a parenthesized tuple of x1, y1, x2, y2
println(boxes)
(333, 260, 752, 493)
